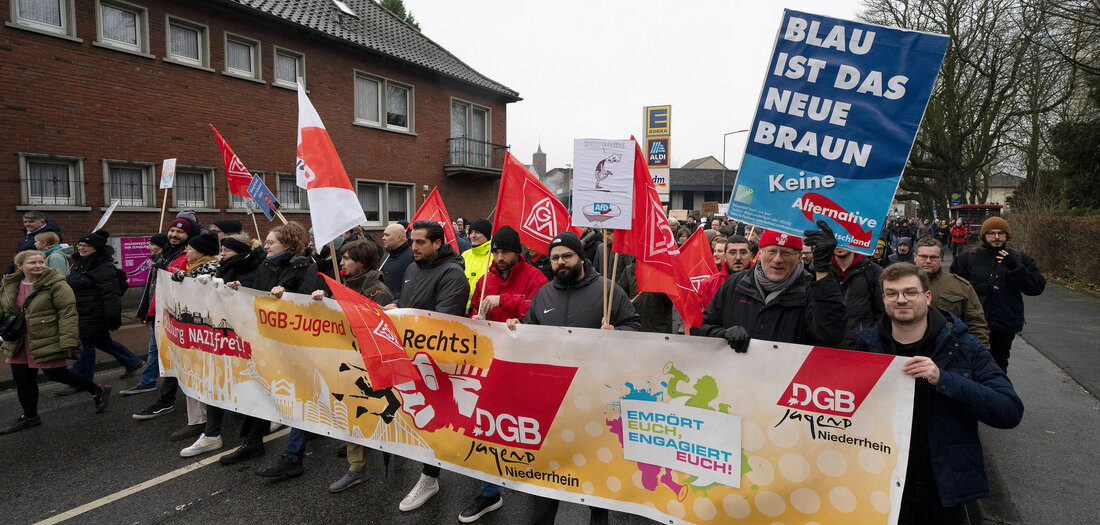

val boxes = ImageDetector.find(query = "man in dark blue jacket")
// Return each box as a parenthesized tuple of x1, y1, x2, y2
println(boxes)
(854, 263, 1023, 524)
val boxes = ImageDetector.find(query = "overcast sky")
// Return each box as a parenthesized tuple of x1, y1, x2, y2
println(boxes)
(406, 0, 866, 171)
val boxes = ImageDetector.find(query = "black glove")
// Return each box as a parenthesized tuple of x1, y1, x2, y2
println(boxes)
(171, 270, 185, 282)
(997, 250, 1017, 270)
(803, 220, 838, 272)
(723, 326, 750, 353)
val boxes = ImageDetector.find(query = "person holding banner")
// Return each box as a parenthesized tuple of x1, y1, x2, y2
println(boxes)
(694, 223, 846, 351)
(854, 263, 1023, 523)
(467, 226, 547, 323)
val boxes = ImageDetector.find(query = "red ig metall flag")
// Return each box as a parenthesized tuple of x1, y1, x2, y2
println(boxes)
(321, 274, 418, 389)
(495, 152, 582, 255)
(408, 187, 460, 252)
(679, 227, 718, 294)
(210, 124, 253, 197)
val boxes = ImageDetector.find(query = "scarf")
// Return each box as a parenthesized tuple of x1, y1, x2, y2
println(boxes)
(186, 255, 218, 274)
(752, 260, 804, 306)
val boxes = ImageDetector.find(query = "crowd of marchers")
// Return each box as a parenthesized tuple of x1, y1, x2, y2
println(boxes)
(2, 208, 1043, 524)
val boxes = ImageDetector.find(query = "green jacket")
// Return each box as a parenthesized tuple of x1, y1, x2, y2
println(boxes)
(345, 269, 394, 306)
(928, 269, 990, 347)
(44, 244, 73, 276)
(1, 268, 80, 362)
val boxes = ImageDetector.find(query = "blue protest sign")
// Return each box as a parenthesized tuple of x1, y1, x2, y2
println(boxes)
(726, 10, 948, 253)
(247, 175, 280, 221)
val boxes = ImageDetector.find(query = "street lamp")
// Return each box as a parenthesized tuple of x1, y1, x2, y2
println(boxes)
(722, 129, 749, 200)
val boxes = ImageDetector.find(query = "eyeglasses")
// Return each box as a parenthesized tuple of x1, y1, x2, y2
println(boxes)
(914, 254, 941, 261)
(883, 289, 923, 301)
(760, 248, 798, 260)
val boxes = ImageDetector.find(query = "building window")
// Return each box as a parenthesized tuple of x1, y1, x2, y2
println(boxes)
(104, 161, 154, 207)
(11, 0, 77, 37)
(450, 99, 491, 166)
(276, 173, 304, 210)
(166, 16, 208, 68)
(274, 48, 304, 88)
(356, 181, 412, 227)
(173, 168, 214, 208)
(18, 153, 83, 206)
(95, 0, 149, 54)
(225, 34, 261, 80)
(354, 72, 413, 132)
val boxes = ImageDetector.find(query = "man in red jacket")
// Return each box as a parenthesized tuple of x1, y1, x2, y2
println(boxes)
(468, 225, 548, 322)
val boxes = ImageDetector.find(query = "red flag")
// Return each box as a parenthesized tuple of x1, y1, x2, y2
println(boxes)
(495, 152, 582, 254)
(321, 274, 419, 389)
(408, 187, 460, 252)
(615, 139, 703, 328)
(210, 124, 253, 197)
(679, 228, 718, 294)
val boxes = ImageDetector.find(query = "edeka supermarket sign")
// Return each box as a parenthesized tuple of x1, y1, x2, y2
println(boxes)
(726, 9, 948, 253)
(159, 274, 916, 525)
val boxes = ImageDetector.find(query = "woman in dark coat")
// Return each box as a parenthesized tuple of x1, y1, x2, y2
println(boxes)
(216, 234, 264, 288)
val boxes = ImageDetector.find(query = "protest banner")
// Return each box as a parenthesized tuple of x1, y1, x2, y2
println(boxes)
(726, 10, 949, 253)
(93, 199, 120, 232)
(158, 274, 914, 524)
(119, 236, 152, 287)
(247, 175, 280, 222)
(572, 139, 635, 230)
(159, 158, 176, 231)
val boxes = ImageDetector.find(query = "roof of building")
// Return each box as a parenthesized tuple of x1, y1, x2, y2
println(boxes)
(669, 167, 737, 190)
(680, 156, 726, 170)
(989, 172, 1025, 188)
(225, 0, 520, 100)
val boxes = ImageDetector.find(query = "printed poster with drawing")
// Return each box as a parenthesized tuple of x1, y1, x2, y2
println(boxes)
(159, 275, 916, 524)
(572, 139, 634, 230)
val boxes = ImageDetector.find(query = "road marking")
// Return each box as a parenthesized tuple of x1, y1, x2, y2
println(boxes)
(35, 427, 291, 525)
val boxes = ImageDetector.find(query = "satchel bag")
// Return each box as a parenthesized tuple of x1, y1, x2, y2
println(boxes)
(0, 311, 26, 342)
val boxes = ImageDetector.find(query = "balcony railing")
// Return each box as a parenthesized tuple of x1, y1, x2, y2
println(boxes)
(445, 137, 508, 176)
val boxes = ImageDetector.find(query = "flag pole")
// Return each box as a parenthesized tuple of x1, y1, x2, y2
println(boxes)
(158, 189, 169, 232)
(328, 240, 341, 284)
(601, 228, 609, 324)
(274, 209, 289, 225)
(477, 234, 493, 317)
(250, 212, 262, 240)
(609, 251, 620, 311)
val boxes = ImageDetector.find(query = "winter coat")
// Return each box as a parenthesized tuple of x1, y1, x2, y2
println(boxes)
(67, 247, 124, 335)
(927, 268, 990, 347)
(950, 244, 1045, 333)
(853, 308, 1023, 507)
(917, 223, 935, 240)
(44, 244, 73, 276)
(525, 252, 554, 282)
(468, 255, 548, 322)
(217, 247, 265, 289)
(580, 229, 603, 264)
(136, 241, 188, 321)
(397, 244, 469, 316)
(617, 263, 672, 333)
(345, 269, 394, 307)
(592, 244, 634, 281)
(300, 257, 338, 297)
(1, 268, 79, 362)
(834, 255, 884, 349)
(460, 241, 493, 309)
(950, 224, 968, 244)
(697, 264, 731, 311)
(8, 220, 63, 274)
(695, 269, 847, 346)
(894, 222, 915, 239)
(380, 241, 414, 300)
(887, 251, 915, 265)
(525, 263, 641, 330)
(252, 251, 314, 294)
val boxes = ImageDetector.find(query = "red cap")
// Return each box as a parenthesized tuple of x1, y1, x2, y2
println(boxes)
(758, 230, 803, 251)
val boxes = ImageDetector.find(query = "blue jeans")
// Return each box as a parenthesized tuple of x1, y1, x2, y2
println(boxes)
(73, 332, 143, 381)
(285, 428, 313, 463)
(138, 324, 160, 388)
(482, 482, 500, 498)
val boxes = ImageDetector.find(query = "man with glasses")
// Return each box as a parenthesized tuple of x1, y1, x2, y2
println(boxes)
(914, 237, 989, 347)
(950, 217, 1045, 372)
(697, 234, 755, 309)
(695, 221, 846, 351)
(854, 263, 1022, 524)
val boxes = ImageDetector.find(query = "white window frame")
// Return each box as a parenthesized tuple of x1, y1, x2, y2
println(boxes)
(273, 47, 305, 89)
(102, 159, 155, 208)
(172, 166, 215, 209)
(94, 0, 151, 57)
(7, 0, 79, 40)
(164, 15, 210, 70)
(355, 180, 413, 228)
(18, 153, 84, 207)
(353, 71, 414, 133)
(223, 32, 262, 82)
(275, 172, 306, 210)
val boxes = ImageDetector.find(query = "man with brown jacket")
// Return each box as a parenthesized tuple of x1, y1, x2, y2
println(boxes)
(914, 237, 989, 347)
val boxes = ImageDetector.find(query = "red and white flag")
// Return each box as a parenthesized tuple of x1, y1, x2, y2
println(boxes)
(679, 228, 718, 293)
(614, 138, 703, 329)
(296, 82, 367, 247)
(408, 187, 460, 252)
(495, 152, 582, 255)
(322, 274, 419, 389)
(210, 124, 252, 197)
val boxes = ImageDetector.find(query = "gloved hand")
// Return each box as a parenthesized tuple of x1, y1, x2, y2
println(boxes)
(171, 270, 185, 282)
(724, 326, 750, 353)
(803, 220, 838, 272)
(996, 249, 1017, 269)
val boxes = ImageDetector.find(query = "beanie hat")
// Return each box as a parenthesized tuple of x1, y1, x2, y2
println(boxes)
(213, 219, 242, 235)
(758, 230, 803, 251)
(548, 231, 584, 258)
(78, 230, 110, 250)
(491, 225, 522, 253)
(168, 218, 192, 236)
(150, 233, 169, 250)
(898, 236, 912, 247)
(187, 232, 220, 256)
(980, 216, 1010, 238)
(220, 236, 251, 255)
(469, 218, 493, 238)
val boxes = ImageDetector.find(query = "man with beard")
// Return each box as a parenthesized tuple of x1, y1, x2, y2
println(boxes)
(697, 235, 754, 309)
(832, 246, 884, 348)
(853, 263, 1022, 524)
(950, 217, 1044, 372)
(889, 237, 915, 265)
(506, 231, 639, 524)
(695, 222, 846, 351)
(379, 223, 414, 300)
(914, 237, 989, 347)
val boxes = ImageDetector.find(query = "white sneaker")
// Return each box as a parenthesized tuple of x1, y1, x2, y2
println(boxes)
(180, 433, 223, 458)
(399, 473, 439, 511)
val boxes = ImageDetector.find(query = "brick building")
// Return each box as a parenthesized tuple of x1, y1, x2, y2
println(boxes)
(1, 0, 519, 260)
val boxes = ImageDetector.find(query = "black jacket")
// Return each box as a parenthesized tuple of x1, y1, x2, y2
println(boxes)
(617, 263, 672, 333)
(136, 241, 187, 322)
(252, 251, 314, 294)
(397, 244, 469, 316)
(381, 241, 414, 300)
(695, 269, 846, 346)
(9, 220, 63, 273)
(217, 247, 265, 289)
(950, 243, 1045, 332)
(525, 252, 554, 281)
(887, 251, 914, 265)
(301, 257, 338, 297)
(836, 257, 884, 349)
(580, 229, 603, 264)
(525, 263, 641, 330)
(67, 247, 123, 334)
